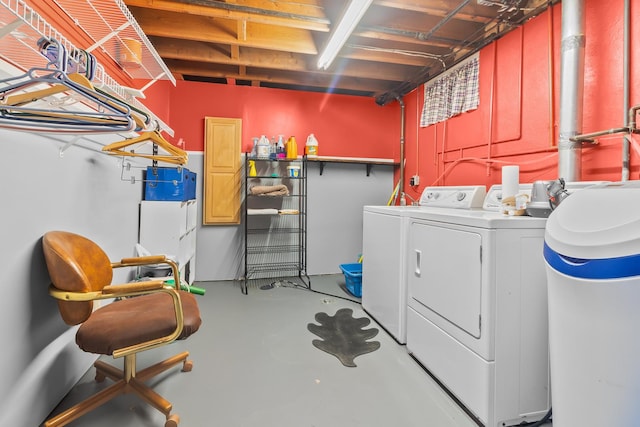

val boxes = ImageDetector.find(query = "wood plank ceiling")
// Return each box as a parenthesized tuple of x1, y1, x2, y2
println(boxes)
(124, 0, 557, 104)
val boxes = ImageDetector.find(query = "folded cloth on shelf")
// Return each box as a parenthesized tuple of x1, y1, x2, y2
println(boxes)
(250, 184, 289, 196)
(247, 208, 279, 215)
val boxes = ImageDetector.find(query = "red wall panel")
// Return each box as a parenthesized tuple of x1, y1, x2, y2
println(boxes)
(492, 27, 523, 144)
(399, 0, 640, 204)
(139, 79, 172, 129)
(163, 81, 400, 158)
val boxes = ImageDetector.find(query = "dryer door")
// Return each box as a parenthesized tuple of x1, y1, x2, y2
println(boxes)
(409, 221, 482, 338)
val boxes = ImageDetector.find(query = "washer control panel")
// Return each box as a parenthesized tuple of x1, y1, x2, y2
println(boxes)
(419, 186, 486, 209)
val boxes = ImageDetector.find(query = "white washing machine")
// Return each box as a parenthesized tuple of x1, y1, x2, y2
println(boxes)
(405, 184, 557, 427)
(362, 186, 486, 344)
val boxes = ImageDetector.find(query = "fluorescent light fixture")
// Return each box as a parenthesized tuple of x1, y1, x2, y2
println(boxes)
(317, 0, 373, 70)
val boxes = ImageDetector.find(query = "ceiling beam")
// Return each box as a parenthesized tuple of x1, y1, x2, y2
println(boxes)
(164, 59, 394, 94)
(124, 0, 330, 32)
(151, 37, 309, 69)
(151, 37, 419, 82)
(129, 7, 319, 54)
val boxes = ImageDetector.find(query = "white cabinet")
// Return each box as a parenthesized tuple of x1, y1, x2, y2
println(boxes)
(139, 200, 197, 284)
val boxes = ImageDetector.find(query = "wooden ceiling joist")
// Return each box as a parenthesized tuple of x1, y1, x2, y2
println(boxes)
(123, 0, 558, 98)
(125, 0, 330, 31)
(130, 6, 318, 54)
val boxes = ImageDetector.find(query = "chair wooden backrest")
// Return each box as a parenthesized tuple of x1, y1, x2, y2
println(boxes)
(42, 231, 113, 325)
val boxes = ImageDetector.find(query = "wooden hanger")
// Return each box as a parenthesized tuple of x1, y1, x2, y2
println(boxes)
(1, 72, 149, 131)
(102, 130, 188, 165)
(1, 72, 92, 106)
(0, 38, 154, 135)
(0, 38, 146, 133)
(0, 70, 140, 132)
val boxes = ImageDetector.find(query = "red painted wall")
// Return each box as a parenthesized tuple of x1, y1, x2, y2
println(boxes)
(144, 0, 638, 204)
(401, 1, 640, 203)
(139, 79, 173, 128)
(160, 81, 401, 158)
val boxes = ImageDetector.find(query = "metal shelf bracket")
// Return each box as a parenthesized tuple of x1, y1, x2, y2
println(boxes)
(85, 22, 131, 53)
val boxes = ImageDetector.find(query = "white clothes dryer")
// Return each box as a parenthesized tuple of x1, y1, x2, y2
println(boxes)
(405, 204, 550, 427)
(362, 186, 485, 344)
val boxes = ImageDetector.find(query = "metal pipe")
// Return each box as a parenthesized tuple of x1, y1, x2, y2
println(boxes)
(558, 0, 586, 181)
(622, 0, 631, 180)
(422, 0, 471, 41)
(487, 43, 496, 175)
(396, 96, 406, 205)
(548, 4, 556, 147)
(628, 104, 640, 129)
(570, 104, 640, 143)
(571, 127, 635, 143)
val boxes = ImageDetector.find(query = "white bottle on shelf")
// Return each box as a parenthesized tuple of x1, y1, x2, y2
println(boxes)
(305, 133, 318, 157)
(256, 135, 270, 159)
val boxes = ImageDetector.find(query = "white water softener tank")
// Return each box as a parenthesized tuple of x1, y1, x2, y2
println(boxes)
(543, 181, 640, 426)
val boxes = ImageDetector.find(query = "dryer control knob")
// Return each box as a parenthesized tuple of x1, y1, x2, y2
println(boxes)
(456, 192, 466, 201)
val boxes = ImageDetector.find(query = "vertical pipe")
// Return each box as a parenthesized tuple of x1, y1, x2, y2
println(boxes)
(548, 5, 556, 146)
(397, 96, 406, 205)
(622, 0, 630, 181)
(487, 43, 497, 176)
(558, 0, 585, 181)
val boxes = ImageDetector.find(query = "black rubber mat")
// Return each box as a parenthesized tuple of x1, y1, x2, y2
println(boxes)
(307, 308, 381, 367)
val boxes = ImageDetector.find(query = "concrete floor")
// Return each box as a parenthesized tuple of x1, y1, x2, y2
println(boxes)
(43, 275, 549, 427)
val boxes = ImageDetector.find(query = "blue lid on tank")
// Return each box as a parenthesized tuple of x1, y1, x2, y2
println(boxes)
(543, 242, 640, 278)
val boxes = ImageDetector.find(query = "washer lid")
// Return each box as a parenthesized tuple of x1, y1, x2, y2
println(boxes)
(544, 181, 640, 259)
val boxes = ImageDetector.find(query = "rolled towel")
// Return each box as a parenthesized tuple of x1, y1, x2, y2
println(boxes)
(247, 208, 279, 215)
(250, 184, 289, 196)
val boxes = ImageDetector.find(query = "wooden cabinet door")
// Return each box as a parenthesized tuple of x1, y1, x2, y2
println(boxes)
(203, 117, 241, 224)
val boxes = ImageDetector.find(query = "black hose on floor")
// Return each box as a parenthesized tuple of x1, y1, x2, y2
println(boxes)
(277, 279, 361, 304)
(522, 408, 552, 426)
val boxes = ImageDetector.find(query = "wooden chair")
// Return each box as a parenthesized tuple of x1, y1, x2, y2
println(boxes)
(42, 230, 202, 427)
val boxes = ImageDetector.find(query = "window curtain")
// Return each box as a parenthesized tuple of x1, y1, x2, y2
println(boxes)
(420, 53, 480, 127)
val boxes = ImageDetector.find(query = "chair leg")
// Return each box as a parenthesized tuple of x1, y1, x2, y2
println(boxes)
(44, 380, 127, 427)
(129, 377, 173, 415)
(94, 360, 123, 382)
(45, 352, 194, 427)
(136, 351, 191, 382)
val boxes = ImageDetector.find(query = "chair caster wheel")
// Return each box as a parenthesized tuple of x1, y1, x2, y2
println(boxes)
(165, 414, 180, 427)
(182, 360, 193, 372)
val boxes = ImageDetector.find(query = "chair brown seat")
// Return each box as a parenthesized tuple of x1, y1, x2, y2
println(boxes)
(42, 230, 202, 427)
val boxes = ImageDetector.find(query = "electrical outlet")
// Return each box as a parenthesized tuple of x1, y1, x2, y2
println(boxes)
(410, 175, 420, 186)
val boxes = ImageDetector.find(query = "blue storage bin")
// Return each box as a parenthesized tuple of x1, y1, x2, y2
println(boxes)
(340, 263, 363, 297)
(144, 167, 196, 201)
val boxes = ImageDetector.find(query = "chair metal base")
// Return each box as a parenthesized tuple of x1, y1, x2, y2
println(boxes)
(44, 351, 192, 427)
